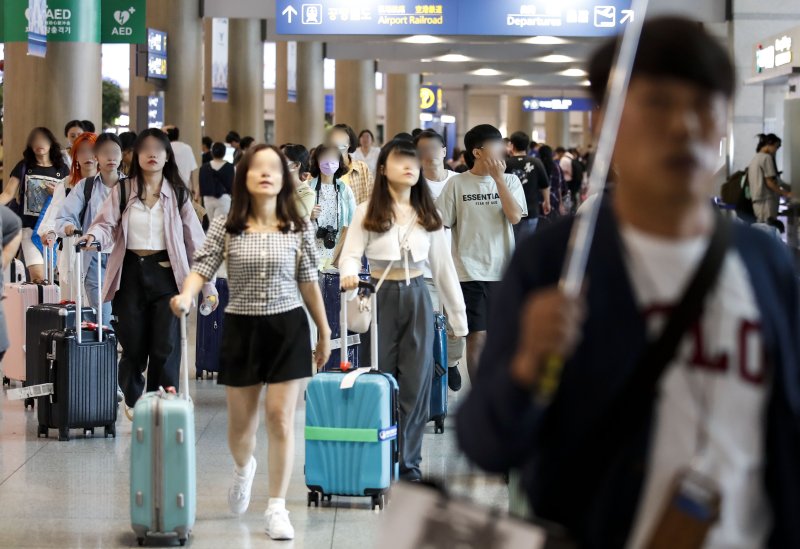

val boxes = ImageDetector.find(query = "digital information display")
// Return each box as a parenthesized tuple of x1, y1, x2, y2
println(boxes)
(146, 28, 167, 80)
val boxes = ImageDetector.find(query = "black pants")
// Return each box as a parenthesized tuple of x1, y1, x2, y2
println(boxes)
(113, 251, 180, 407)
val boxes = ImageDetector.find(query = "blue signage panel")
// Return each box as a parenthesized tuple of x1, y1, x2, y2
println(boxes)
(276, 0, 634, 37)
(522, 97, 595, 111)
(325, 93, 334, 114)
(147, 28, 167, 80)
(147, 95, 164, 128)
(420, 85, 442, 113)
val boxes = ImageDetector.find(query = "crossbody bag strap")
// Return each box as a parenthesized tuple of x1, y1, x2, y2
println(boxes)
(372, 214, 417, 293)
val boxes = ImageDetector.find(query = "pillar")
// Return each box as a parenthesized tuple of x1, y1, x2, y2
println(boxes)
(505, 95, 535, 139)
(385, 73, 420, 139)
(544, 112, 570, 147)
(581, 111, 593, 148)
(228, 19, 264, 142)
(275, 41, 325, 148)
(4, 41, 101, 180)
(202, 18, 228, 142)
(129, 1, 202, 155)
(334, 60, 376, 135)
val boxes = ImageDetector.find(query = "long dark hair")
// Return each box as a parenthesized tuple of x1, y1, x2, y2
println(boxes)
(225, 144, 305, 235)
(363, 139, 442, 233)
(756, 133, 781, 152)
(128, 128, 188, 202)
(22, 127, 67, 170)
(538, 145, 556, 178)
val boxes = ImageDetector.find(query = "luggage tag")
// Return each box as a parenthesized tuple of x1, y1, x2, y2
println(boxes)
(644, 467, 721, 549)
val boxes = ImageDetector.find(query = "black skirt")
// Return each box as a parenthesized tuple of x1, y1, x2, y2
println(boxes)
(217, 308, 312, 386)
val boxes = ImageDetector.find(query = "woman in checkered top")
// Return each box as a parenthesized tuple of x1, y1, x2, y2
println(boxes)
(171, 144, 331, 541)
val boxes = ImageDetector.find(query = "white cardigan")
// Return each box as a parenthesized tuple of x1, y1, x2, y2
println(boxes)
(340, 203, 468, 336)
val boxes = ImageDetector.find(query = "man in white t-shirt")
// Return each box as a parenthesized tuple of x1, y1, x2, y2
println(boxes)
(436, 124, 527, 384)
(415, 129, 464, 391)
(458, 17, 800, 548)
(164, 126, 199, 196)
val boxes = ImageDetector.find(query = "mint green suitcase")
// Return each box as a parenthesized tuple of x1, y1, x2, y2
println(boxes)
(130, 314, 196, 546)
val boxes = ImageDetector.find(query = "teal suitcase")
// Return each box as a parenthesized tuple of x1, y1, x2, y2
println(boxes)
(130, 314, 196, 546)
(305, 282, 399, 510)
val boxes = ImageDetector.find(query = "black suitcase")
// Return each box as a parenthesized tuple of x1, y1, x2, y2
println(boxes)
(26, 305, 95, 388)
(35, 242, 118, 441)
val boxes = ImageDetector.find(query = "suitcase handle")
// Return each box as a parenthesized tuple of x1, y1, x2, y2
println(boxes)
(179, 310, 190, 401)
(75, 241, 103, 344)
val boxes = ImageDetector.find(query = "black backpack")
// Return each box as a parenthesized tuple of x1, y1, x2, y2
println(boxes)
(719, 170, 754, 219)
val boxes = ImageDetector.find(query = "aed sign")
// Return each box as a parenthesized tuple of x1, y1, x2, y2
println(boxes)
(756, 35, 794, 73)
(420, 85, 442, 113)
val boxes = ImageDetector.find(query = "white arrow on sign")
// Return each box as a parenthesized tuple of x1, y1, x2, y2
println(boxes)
(282, 5, 298, 23)
(620, 9, 634, 24)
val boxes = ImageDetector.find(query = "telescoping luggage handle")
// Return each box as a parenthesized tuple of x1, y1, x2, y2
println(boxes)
(74, 240, 103, 344)
(178, 307, 191, 401)
(339, 280, 378, 390)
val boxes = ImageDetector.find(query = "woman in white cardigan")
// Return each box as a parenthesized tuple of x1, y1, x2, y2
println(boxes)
(340, 138, 467, 482)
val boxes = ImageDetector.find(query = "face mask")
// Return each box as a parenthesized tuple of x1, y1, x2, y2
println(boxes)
(320, 160, 339, 176)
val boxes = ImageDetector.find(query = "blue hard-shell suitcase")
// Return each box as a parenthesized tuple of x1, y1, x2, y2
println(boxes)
(429, 312, 448, 434)
(319, 271, 359, 371)
(195, 277, 228, 379)
(305, 281, 399, 510)
(130, 313, 196, 547)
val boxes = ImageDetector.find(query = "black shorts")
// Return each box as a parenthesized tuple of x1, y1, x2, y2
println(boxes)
(218, 308, 312, 387)
(459, 281, 500, 333)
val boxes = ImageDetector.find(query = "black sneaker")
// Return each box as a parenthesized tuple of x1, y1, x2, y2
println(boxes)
(448, 364, 462, 392)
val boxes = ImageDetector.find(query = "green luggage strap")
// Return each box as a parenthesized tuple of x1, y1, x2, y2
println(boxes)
(305, 425, 398, 443)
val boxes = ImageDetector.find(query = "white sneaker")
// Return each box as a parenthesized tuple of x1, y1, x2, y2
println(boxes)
(265, 507, 295, 540)
(228, 457, 257, 515)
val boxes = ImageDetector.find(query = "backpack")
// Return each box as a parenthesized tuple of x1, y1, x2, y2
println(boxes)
(719, 170, 755, 219)
(570, 157, 585, 193)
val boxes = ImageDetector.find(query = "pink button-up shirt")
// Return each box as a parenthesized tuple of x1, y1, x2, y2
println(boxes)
(88, 178, 215, 302)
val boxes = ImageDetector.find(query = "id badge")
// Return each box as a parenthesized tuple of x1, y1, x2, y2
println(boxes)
(645, 468, 721, 549)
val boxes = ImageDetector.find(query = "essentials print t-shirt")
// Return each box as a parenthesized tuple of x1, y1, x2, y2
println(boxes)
(11, 161, 67, 228)
(436, 170, 527, 282)
(621, 225, 770, 549)
(505, 155, 549, 218)
(747, 151, 778, 203)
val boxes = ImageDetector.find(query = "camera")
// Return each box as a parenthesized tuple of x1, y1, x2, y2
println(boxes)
(316, 225, 338, 249)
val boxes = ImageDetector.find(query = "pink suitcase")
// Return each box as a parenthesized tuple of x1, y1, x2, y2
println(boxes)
(1, 247, 61, 386)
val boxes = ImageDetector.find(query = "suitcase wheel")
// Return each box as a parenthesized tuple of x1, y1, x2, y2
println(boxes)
(58, 428, 69, 442)
(137, 537, 144, 547)
(37, 424, 48, 438)
(435, 418, 445, 434)
(104, 424, 116, 438)
(179, 539, 186, 547)
(206, 371, 214, 380)
(84, 428, 94, 439)
(24, 397, 34, 410)
(2, 376, 9, 387)
(307, 491, 320, 507)
(371, 494, 385, 511)
(195, 370, 203, 380)
(324, 494, 332, 503)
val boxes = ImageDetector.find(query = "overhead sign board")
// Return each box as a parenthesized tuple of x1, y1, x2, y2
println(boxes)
(420, 85, 442, 113)
(522, 97, 594, 111)
(276, 0, 634, 37)
(146, 28, 167, 80)
(147, 95, 164, 128)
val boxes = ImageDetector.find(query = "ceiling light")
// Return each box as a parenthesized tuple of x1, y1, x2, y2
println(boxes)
(400, 35, 445, 44)
(472, 68, 502, 76)
(539, 54, 575, 63)
(420, 58, 432, 63)
(580, 79, 591, 86)
(506, 78, 531, 86)
(522, 36, 567, 45)
(561, 68, 587, 77)
(436, 53, 472, 62)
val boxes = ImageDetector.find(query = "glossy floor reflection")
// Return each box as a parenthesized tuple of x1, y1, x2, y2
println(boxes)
(0, 318, 506, 548)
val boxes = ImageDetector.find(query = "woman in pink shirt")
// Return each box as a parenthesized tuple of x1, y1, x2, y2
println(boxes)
(81, 129, 217, 415)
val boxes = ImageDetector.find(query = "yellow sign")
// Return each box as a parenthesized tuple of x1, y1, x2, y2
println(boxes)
(419, 85, 442, 113)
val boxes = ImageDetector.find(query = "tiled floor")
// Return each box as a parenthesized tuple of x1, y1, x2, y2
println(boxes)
(0, 318, 507, 548)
